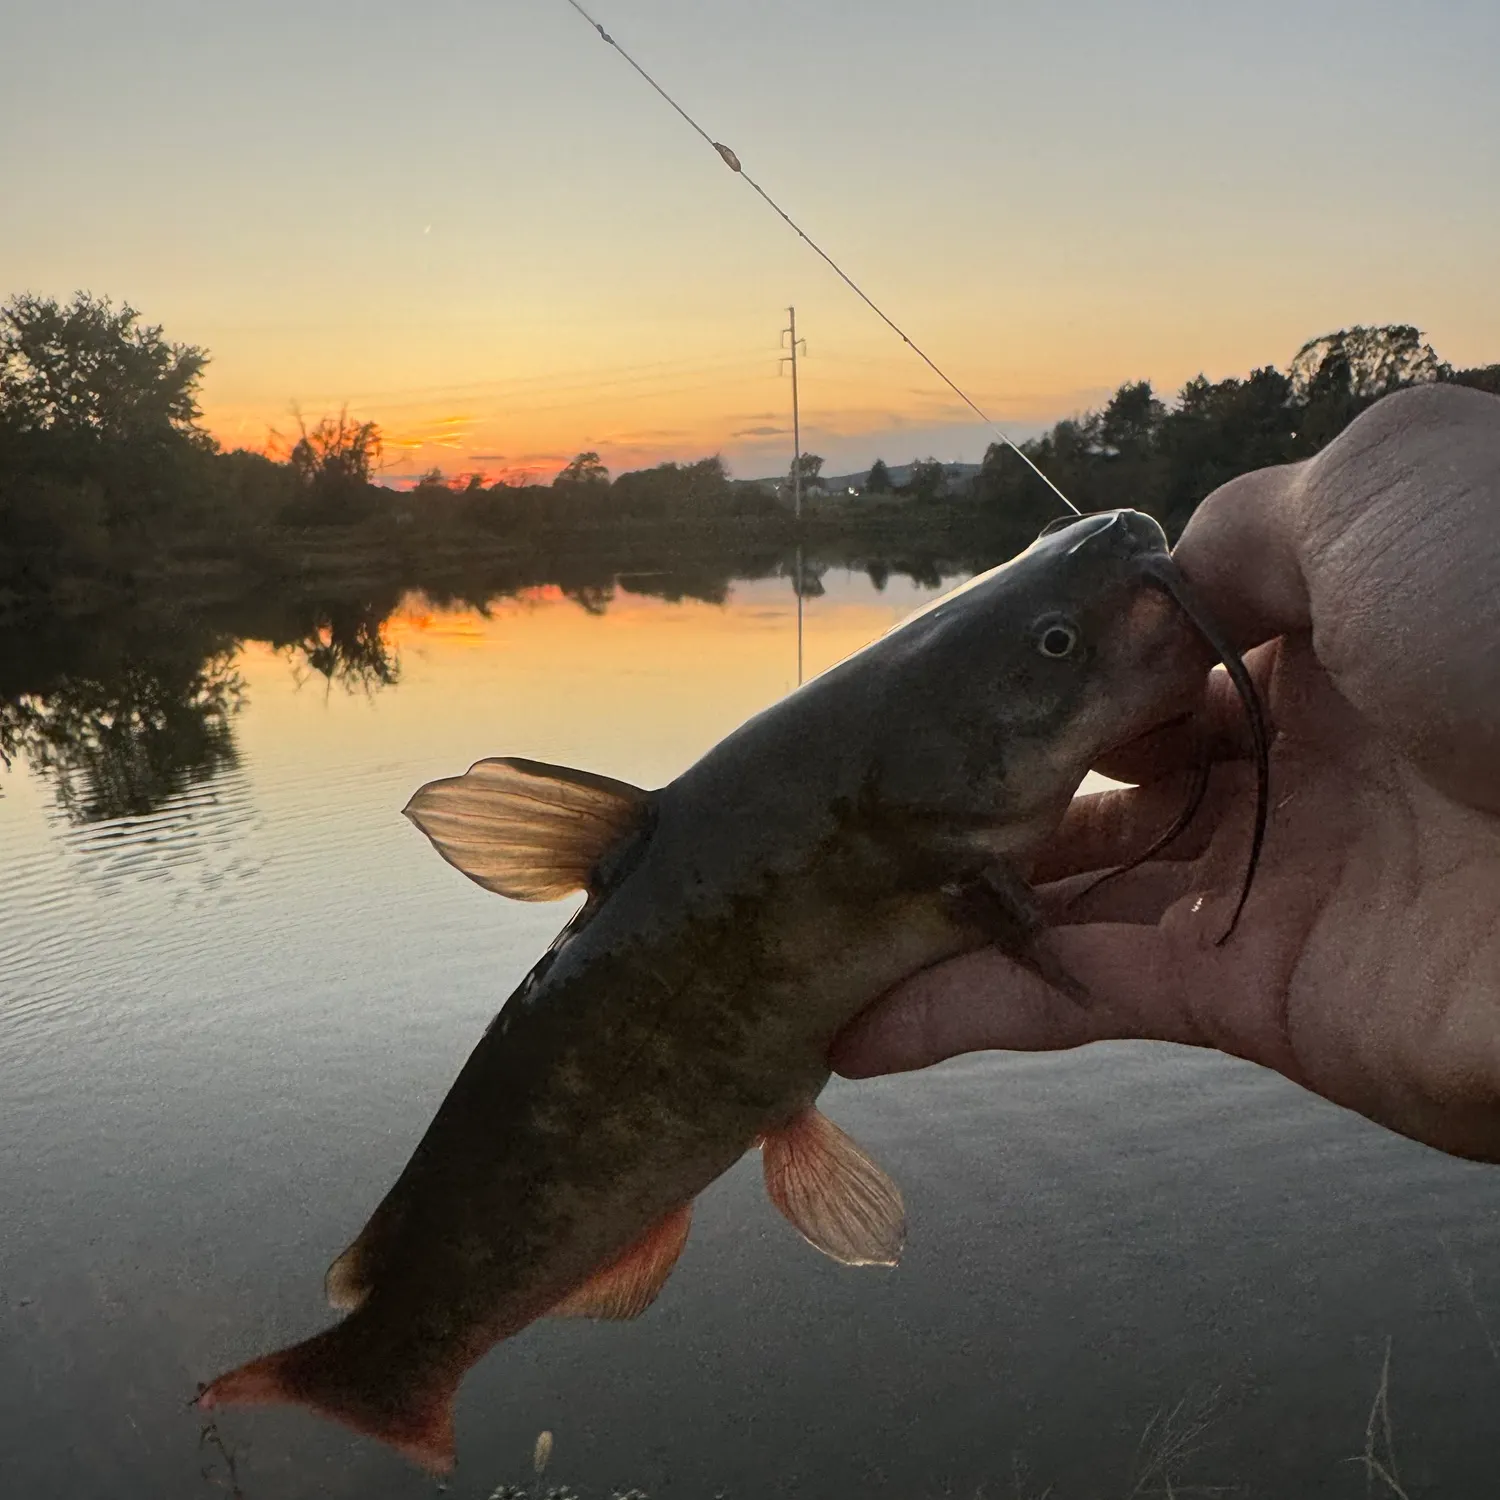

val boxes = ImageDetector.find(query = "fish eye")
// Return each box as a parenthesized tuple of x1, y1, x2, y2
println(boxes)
(1033, 616, 1081, 659)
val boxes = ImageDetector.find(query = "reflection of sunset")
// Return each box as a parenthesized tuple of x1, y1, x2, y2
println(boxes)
(236, 575, 947, 793)
(385, 607, 494, 648)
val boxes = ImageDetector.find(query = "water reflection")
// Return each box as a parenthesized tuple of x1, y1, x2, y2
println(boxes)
(274, 601, 401, 692)
(0, 544, 992, 833)
(53, 767, 261, 890)
(0, 652, 243, 826)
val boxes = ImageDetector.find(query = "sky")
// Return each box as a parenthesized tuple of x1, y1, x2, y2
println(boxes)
(3, 0, 1497, 483)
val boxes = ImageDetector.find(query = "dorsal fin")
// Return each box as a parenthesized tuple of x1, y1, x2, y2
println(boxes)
(761, 1106, 905, 1266)
(403, 756, 648, 901)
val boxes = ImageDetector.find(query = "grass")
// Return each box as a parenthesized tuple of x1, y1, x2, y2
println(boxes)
(1347, 1338, 1409, 1500)
(1123, 1390, 1232, 1499)
(197, 1416, 246, 1499)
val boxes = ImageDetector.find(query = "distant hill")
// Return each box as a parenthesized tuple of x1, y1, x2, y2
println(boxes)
(754, 460, 983, 496)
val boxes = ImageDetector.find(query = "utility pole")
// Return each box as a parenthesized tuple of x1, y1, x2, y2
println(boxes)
(780, 306, 806, 521)
(794, 541, 804, 686)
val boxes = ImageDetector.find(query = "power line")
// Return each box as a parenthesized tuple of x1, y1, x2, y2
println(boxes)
(557, 0, 1080, 518)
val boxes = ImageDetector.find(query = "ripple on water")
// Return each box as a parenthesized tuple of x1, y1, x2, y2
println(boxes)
(3, 763, 264, 1033)
(51, 767, 261, 884)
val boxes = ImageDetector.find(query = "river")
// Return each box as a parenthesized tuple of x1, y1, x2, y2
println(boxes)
(2, 562, 1497, 1498)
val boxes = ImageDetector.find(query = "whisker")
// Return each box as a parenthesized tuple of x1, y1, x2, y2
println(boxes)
(1140, 558, 1270, 946)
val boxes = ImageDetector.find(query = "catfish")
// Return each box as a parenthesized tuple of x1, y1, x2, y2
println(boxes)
(198, 510, 1264, 1471)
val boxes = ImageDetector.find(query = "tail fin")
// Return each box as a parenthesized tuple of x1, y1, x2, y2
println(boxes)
(196, 1325, 458, 1474)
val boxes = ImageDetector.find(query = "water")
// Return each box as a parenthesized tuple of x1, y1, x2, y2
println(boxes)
(2, 565, 1498, 1498)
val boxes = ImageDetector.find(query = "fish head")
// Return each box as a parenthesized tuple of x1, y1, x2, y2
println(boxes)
(865, 508, 1214, 859)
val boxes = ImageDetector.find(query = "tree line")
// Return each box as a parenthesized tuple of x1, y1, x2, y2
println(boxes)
(970, 325, 1499, 537)
(2, 291, 1495, 617)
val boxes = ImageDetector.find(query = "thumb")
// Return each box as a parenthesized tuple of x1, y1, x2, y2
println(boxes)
(1172, 462, 1312, 651)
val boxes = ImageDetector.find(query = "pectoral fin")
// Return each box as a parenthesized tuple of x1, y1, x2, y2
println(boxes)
(761, 1107, 905, 1266)
(950, 861, 1090, 1004)
(403, 756, 649, 901)
(549, 1203, 693, 1319)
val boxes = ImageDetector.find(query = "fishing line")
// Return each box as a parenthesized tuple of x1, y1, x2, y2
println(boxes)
(557, 0, 1080, 517)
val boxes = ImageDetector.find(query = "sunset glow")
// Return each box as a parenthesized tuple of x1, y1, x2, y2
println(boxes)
(6, 0, 1495, 482)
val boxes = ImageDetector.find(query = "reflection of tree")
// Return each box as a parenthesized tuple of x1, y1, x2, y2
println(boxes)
(0, 654, 242, 825)
(422, 545, 980, 618)
(278, 602, 399, 691)
(0, 544, 986, 834)
(561, 585, 614, 617)
(881, 557, 945, 590)
(785, 555, 826, 598)
(616, 571, 730, 607)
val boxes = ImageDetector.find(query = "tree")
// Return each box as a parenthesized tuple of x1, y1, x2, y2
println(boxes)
(905, 457, 948, 503)
(1157, 366, 1296, 534)
(865, 458, 892, 493)
(0, 292, 209, 447)
(610, 456, 736, 519)
(790, 452, 824, 488)
(278, 408, 383, 523)
(286, 409, 381, 490)
(1098, 380, 1165, 457)
(1452, 364, 1500, 396)
(555, 451, 609, 487)
(1289, 325, 1449, 402)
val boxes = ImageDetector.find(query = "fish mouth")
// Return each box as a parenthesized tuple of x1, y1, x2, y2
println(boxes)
(1098, 706, 1192, 757)
(1037, 511, 1270, 947)
(1044, 506, 1169, 560)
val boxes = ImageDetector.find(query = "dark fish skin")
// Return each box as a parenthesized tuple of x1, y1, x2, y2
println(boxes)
(198, 510, 1218, 1468)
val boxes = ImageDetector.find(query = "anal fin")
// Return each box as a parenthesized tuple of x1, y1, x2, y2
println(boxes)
(325, 1196, 405, 1311)
(762, 1106, 905, 1266)
(325, 1240, 372, 1312)
(549, 1203, 693, 1320)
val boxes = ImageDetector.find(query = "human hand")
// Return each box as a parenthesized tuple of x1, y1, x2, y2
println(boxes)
(833, 384, 1500, 1162)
